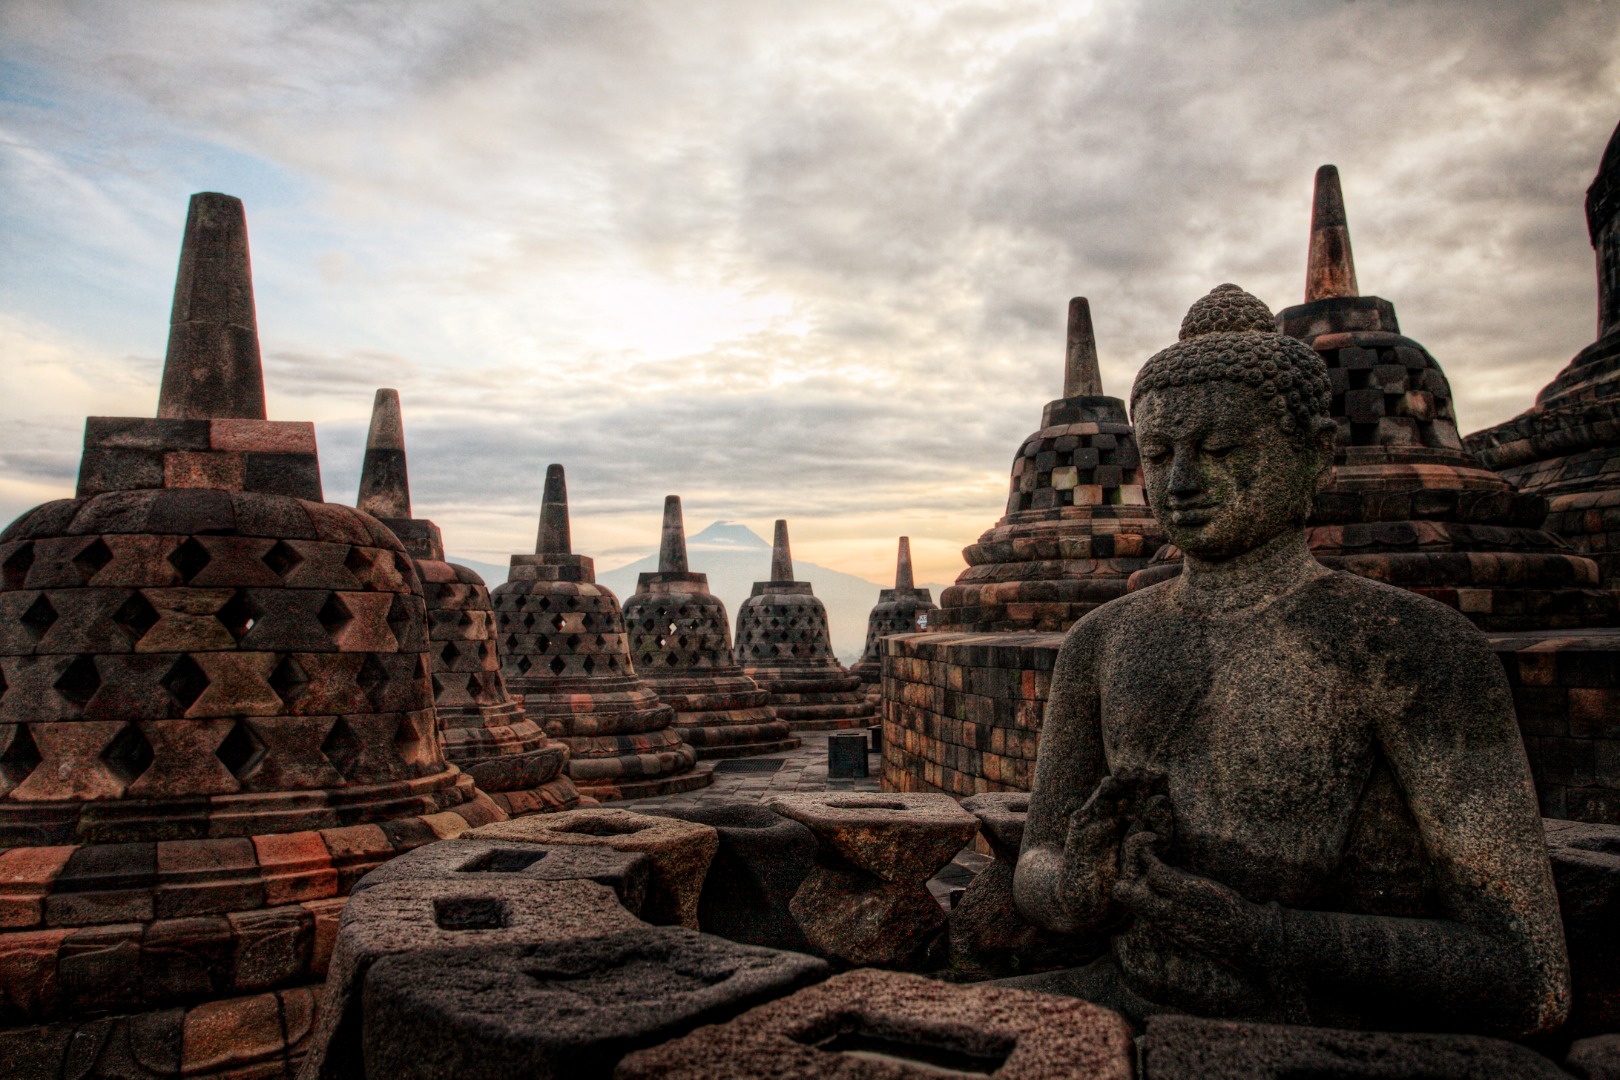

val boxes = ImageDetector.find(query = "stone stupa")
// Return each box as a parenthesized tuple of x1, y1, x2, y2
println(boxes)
(733, 520, 875, 730)
(490, 466, 710, 799)
(0, 193, 499, 1073)
(1131, 166, 1618, 633)
(848, 536, 938, 700)
(355, 389, 579, 815)
(622, 496, 798, 759)
(934, 298, 1166, 632)
(1467, 118, 1620, 588)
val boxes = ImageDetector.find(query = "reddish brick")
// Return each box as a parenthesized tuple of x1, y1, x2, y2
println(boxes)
(180, 990, 289, 1075)
(253, 831, 337, 907)
(0, 846, 75, 929)
(0, 927, 70, 1022)
(301, 896, 346, 978)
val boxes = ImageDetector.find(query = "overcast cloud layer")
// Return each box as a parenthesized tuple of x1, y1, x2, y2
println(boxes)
(2, 0, 1618, 585)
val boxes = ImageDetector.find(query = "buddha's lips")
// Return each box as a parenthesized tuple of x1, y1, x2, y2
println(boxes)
(1167, 504, 1218, 525)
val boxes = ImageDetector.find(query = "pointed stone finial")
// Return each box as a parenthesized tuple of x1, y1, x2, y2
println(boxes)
(1062, 297, 1104, 398)
(536, 464, 571, 556)
(770, 520, 794, 582)
(1305, 165, 1359, 302)
(659, 496, 688, 574)
(356, 389, 411, 520)
(157, 192, 267, 420)
(895, 536, 914, 591)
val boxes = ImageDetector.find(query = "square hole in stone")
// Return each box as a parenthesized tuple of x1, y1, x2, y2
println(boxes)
(461, 848, 549, 874)
(800, 1026, 1013, 1076)
(433, 896, 508, 931)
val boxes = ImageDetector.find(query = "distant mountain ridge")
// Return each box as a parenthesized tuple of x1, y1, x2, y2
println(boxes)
(451, 520, 949, 664)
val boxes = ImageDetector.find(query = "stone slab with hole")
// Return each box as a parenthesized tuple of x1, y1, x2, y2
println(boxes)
(469, 807, 718, 928)
(360, 927, 830, 1080)
(348, 836, 651, 917)
(638, 800, 817, 951)
(614, 966, 1134, 1079)
(297, 876, 642, 1080)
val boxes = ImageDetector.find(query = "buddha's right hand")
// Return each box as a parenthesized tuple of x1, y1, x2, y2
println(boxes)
(1059, 769, 1172, 925)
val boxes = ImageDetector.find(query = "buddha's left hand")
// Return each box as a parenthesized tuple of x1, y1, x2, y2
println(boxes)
(1111, 835, 1282, 970)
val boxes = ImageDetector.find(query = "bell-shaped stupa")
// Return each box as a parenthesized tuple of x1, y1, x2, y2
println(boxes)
(1468, 119, 1620, 588)
(356, 389, 579, 814)
(732, 520, 875, 729)
(621, 497, 798, 758)
(849, 536, 938, 699)
(0, 194, 499, 1067)
(934, 298, 1166, 632)
(1132, 166, 1617, 631)
(490, 467, 710, 798)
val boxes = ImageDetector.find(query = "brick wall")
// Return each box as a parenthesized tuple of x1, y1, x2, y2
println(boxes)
(880, 632, 1061, 796)
(1491, 629, 1620, 823)
(883, 628, 1620, 826)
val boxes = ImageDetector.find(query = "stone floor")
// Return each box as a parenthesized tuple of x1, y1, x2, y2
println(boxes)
(620, 731, 992, 908)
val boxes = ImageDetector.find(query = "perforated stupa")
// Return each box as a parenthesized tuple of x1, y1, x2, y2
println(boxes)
(0, 193, 500, 1072)
(849, 536, 937, 698)
(621, 497, 797, 759)
(732, 520, 875, 730)
(1131, 166, 1619, 632)
(935, 298, 1166, 632)
(490, 466, 710, 798)
(1468, 118, 1620, 588)
(355, 389, 579, 814)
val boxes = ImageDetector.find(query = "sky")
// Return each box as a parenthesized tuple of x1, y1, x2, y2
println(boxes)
(2, 0, 1618, 588)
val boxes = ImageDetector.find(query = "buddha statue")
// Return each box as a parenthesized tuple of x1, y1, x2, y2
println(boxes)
(1011, 284, 1570, 1037)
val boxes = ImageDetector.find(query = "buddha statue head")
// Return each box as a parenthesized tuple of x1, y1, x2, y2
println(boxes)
(1129, 284, 1336, 562)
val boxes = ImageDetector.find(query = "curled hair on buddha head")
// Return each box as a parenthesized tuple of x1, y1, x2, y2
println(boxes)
(1130, 283, 1334, 440)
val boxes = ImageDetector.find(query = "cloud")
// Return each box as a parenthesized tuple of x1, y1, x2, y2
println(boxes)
(2, 0, 1619, 587)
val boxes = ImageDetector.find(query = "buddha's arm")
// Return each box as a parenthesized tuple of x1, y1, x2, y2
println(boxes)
(1287, 633, 1570, 1035)
(1012, 625, 1112, 936)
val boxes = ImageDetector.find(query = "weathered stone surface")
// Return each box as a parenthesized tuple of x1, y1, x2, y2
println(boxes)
(360, 928, 829, 1080)
(937, 298, 1167, 634)
(1545, 818, 1620, 1035)
(491, 467, 710, 800)
(768, 793, 977, 881)
(156, 193, 265, 423)
(1141, 1015, 1569, 1079)
(298, 876, 641, 1080)
(950, 792, 1100, 980)
(1016, 285, 1570, 1036)
(622, 497, 797, 760)
(355, 391, 581, 815)
(1568, 1034, 1620, 1080)
(348, 836, 651, 916)
(734, 520, 875, 731)
(471, 807, 717, 928)
(768, 793, 977, 968)
(638, 800, 815, 950)
(614, 967, 1135, 1079)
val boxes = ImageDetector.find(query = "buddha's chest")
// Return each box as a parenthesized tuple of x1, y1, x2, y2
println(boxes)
(1095, 615, 1397, 872)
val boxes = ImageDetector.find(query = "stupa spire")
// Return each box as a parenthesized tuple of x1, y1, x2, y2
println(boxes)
(770, 519, 794, 582)
(357, 388, 411, 520)
(659, 495, 689, 574)
(1062, 297, 1104, 398)
(1304, 165, 1360, 302)
(156, 192, 267, 420)
(537, 464, 571, 556)
(895, 536, 915, 591)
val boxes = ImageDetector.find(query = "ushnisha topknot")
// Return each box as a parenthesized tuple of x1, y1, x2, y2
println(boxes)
(1132, 283, 1333, 437)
